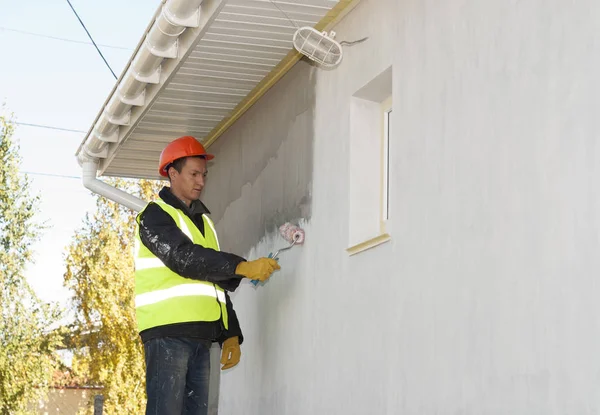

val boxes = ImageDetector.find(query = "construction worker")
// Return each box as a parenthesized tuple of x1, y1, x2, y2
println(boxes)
(134, 135, 280, 415)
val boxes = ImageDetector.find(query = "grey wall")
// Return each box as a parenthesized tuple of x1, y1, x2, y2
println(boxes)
(202, 0, 600, 413)
(203, 61, 317, 257)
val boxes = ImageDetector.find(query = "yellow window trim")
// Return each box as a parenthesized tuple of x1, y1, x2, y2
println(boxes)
(346, 233, 392, 256)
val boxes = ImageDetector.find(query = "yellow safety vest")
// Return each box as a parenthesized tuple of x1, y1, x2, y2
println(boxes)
(134, 200, 228, 333)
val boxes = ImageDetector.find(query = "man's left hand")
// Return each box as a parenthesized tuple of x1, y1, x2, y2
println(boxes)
(221, 336, 241, 370)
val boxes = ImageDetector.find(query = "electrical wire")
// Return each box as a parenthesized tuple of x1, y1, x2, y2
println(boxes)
(21, 171, 81, 180)
(269, 0, 299, 29)
(65, 0, 118, 79)
(14, 122, 86, 134)
(340, 38, 369, 46)
(0, 26, 130, 50)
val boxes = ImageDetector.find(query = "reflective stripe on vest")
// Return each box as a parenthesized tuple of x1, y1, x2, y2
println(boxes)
(135, 283, 227, 308)
(134, 200, 228, 333)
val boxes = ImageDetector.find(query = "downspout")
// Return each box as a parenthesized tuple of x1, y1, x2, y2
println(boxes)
(76, 0, 207, 211)
(82, 161, 146, 212)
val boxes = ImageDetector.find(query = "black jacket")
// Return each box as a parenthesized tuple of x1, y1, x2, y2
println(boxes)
(137, 186, 246, 344)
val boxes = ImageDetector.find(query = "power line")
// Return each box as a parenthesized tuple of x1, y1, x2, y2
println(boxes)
(14, 122, 87, 134)
(65, 0, 118, 80)
(22, 171, 81, 180)
(0, 26, 131, 50)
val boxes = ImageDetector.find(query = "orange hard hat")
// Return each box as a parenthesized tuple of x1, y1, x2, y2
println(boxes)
(158, 136, 214, 177)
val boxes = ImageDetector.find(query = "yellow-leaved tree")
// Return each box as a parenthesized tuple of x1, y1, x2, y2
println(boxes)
(64, 178, 162, 414)
(0, 114, 62, 414)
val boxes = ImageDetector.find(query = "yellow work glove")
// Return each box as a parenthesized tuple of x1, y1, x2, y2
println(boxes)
(221, 336, 241, 370)
(236, 258, 280, 282)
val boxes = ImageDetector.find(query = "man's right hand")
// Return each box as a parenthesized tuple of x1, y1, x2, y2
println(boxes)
(236, 258, 280, 282)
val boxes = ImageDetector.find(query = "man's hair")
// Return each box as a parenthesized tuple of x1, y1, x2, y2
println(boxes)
(166, 155, 206, 181)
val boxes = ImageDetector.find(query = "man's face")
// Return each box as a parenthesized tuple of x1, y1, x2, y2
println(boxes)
(169, 157, 207, 205)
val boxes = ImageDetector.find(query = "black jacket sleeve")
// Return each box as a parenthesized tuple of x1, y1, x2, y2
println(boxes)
(218, 291, 244, 345)
(138, 203, 246, 286)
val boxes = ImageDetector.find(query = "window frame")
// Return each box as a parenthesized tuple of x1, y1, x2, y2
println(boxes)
(381, 96, 392, 228)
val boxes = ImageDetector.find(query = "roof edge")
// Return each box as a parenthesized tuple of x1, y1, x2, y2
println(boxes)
(74, 0, 166, 158)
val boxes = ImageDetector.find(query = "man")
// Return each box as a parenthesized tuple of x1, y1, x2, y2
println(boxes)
(134, 135, 280, 415)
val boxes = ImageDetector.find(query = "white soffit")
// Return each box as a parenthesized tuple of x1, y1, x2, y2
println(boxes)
(76, 0, 358, 180)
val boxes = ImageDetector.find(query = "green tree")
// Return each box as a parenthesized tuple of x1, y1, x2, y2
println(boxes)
(0, 114, 62, 414)
(64, 178, 162, 414)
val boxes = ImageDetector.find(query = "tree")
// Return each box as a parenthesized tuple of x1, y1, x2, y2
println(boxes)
(64, 178, 162, 414)
(0, 114, 62, 414)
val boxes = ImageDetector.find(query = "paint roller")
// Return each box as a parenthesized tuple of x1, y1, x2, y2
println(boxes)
(251, 222, 305, 286)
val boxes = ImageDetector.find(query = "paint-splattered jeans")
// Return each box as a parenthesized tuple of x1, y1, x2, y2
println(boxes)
(144, 337, 212, 415)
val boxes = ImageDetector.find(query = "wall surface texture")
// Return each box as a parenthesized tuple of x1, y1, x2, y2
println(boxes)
(202, 0, 600, 413)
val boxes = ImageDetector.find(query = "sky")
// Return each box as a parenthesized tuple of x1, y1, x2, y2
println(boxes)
(0, 0, 159, 308)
